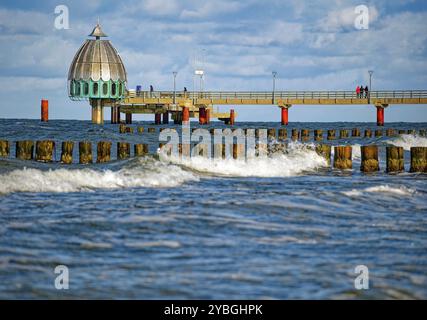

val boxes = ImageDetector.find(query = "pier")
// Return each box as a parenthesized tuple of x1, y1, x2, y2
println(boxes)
(118, 90, 427, 126)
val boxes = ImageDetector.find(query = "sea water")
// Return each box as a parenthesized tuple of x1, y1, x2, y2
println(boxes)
(0, 119, 426, 299)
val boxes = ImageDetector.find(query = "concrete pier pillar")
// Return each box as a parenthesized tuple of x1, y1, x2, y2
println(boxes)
(162, 112, 169, 124)
(360, 145, 379, 172)
(386, 146, 404, 173)
(364, 129, 372, 138)
(199, 107, 207, 125)
(117, 142, 131, 159)
(314, 130, 323, 141)
(61, 141, 74, 164)
(182, 106, 190, 124)
(334, 146, 352, 169)
(419, 129, 426, 137)
(377, 105, 385, 126)
(375, 129, 382, 137)
(125, 113, 132, 124)
(155, 113, 161, 125)
(407, 129, 416, 135)
(206, 109, 211, 124)
(316, 144, 331, 166)
(327, 130, 336, 140)
(137, 127, 144, 133)
(97, 141, 112, 163)
(230, 109, 235, 125)
(79, 141, 92, 164)
(111, 107, 117, 124)
(281, 107, 289, 126)
(41, 99, 48, 122)
(35, 140, 55, 162)
(398, 130, 405, 135)
(410, 147, 427, 173)
(91, 100, 103, 124)
(16, 141, 34, 160)
(0, 140, 10, 157)
(148, 128, 156, 133)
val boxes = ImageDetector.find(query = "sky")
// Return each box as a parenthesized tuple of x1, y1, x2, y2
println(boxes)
(0, 0, 426, 122)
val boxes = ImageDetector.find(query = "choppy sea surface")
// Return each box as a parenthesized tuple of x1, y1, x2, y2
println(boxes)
(0, 119, 426, 299)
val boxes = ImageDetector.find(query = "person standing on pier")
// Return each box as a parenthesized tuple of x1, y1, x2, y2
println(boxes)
(356, 86, 361, 98)
(364, 86, 369, 98)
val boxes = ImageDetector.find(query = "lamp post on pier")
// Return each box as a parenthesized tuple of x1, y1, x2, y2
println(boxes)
(368, 70, 374, 102)
(272, 71, 277, 104)
(173, 71, 177, 105)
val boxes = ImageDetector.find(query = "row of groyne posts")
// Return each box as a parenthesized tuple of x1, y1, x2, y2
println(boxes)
(0, 126, 426, 173)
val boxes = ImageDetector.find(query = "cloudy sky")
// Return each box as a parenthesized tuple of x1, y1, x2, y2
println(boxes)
(0, 0, 426, 122)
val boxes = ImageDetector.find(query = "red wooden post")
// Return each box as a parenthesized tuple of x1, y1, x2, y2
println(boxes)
(281, 107, 288, 126)
(182, 106, 190, 124)
(41, 99, 48, 122)
(230, 109, 235, 125)
(377, 106, 384, 126)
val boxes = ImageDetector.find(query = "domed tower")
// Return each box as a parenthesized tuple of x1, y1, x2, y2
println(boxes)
(68, 23, 127, 124)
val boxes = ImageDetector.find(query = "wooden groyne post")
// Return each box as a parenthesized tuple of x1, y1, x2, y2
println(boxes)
(16, 141, 34, 160)
(334, 146, 352, 169)
(386, 146, 404, 173)
(35, 140, 55, 162)
(360, 145, 379, 172)
(61, 141, 74, 164)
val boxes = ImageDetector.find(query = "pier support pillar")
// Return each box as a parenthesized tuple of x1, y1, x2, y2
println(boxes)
(111, 106, 120, 124)
(162, 111, 169, 124)
(182, 106, 190, 124)
(155, 113, 161, 125)
(206, 109, 210, 124)
(376, 104, 388, 126)
(229, 109, 235, 126)
(280, 106, 290, 126)
(199, 107, 207, 125)
(41, 99, 48, 122)
(91, 99, 104, 125)
(125, 113, 132, 124)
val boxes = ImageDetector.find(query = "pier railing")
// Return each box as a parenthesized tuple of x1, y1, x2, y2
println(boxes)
(126, 90, 427, 101)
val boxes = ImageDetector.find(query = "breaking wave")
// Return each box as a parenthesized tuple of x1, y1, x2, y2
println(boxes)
(161, 142, 327, 177)
(387, 134, 427, 151)
(342, 185, 416, 197)
(0, 157, 198, 195)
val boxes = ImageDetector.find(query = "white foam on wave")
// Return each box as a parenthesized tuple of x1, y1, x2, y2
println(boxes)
(161, 142, 327, 177)
(342, 185, 416, 197)
(387, 134, 427, 151)
(0, 158, 198, 195)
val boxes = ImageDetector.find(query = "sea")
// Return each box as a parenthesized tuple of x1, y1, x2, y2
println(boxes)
(0, 119, 426, 299)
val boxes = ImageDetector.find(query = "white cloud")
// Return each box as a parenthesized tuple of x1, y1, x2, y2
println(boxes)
(180, 1, 242, 19)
